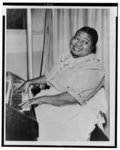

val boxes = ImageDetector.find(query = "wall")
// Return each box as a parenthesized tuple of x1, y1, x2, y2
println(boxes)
(6, 29, 43, 80)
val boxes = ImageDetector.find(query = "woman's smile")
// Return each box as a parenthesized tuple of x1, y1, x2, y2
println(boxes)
(73, 46, 83, 52)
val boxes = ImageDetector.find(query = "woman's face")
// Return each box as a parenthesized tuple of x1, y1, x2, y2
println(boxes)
(70, 31, 94, 58)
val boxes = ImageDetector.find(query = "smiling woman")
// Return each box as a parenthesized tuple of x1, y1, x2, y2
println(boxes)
(14, 26, 108, 141)
(4, 6, 118, 146)
(70, 27, 98, 58)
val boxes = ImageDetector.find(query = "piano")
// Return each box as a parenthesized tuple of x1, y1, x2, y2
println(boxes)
(5, 72, 109, 142)
(5, 72, 39, 141)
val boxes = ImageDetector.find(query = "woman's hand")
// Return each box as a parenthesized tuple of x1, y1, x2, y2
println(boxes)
(14, 75, 47, 95)
(14, 81, 30, 95)
(19, 97, 43, 109)
(19, 92, 78, 109)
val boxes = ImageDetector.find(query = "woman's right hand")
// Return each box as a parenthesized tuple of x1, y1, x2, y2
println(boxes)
(14, 81, 30, 95)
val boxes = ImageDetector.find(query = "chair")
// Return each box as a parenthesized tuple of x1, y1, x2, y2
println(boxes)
(90, 124, 109, 141)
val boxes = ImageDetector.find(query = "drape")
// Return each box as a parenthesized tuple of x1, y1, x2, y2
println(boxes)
(40, 9, 53, 76)
(31, 8, 110, 137)
(42, 9, 110, 71)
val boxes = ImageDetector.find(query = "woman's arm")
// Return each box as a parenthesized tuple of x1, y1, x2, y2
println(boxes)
(15, 75, 47, 94)
(41, 92, 78, 106)
(20, 92, 78, 108)
(28, 75, 47, 86)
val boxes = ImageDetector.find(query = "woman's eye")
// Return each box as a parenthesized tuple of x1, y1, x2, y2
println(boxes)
(75, 36, 79, 40)
(82, 41, 88, 44)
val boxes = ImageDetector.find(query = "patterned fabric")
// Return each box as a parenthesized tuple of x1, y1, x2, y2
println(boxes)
(46, 52, 105, 104)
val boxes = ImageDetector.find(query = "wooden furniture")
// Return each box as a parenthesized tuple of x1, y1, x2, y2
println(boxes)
(5, 72, 39, 141)
(6, 105, 39, 141)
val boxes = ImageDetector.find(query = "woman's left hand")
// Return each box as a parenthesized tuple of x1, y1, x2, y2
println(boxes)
(19, 97, 43, 109)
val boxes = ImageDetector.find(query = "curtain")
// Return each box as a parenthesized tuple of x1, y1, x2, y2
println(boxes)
(31, 9, 46, 33)
(31, 9, 46, 77)
(41, 8, 110, 137)
(40, 9, 53, 76)
(42, 9, 110, 68)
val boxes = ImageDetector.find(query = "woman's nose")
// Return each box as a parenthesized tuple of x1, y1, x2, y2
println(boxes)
(75, 40, 82, 46)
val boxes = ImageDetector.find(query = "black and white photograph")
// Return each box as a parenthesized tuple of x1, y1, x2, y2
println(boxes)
(2, 2, 118, 147)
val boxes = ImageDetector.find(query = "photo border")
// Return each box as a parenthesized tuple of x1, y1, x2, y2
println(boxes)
(1, 2, 118, 148)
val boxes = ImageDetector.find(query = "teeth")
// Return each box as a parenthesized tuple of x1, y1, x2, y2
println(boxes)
(74, 46, 82, 51)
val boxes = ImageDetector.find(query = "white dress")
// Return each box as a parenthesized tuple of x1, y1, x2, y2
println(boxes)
(34, 52, 107, 142)
(35, 87, 107, 141)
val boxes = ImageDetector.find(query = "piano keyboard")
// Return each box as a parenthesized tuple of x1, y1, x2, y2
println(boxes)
(6, 75, 31, 112)
(11, 92, 22, 110)
(10, 90, 31, 112)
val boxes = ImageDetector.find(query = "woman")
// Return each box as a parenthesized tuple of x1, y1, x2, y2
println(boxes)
(16, 27, 107, 141)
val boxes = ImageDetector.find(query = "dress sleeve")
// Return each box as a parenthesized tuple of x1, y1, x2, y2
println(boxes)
(67, 69, 105, 104)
